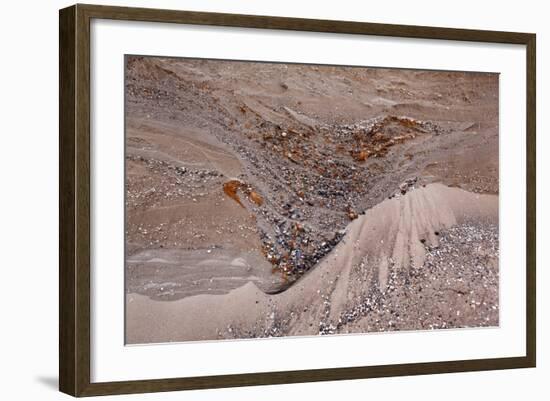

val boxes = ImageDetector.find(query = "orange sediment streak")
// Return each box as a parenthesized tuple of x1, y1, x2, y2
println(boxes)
(223, 180, 245, 208)
(248, 191, 263, 206)
(223, 180, 264, 208)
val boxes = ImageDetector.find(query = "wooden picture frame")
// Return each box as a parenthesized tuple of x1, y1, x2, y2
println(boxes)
(59, 3, 536, 397)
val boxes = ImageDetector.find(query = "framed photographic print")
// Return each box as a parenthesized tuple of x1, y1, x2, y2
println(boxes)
(59, 4, 536, 397)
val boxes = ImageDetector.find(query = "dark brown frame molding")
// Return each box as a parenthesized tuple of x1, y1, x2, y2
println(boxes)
(59, 3, 536, 397)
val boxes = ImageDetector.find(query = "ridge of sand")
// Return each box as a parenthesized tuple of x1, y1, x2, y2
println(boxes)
(126, 183, 497, 344)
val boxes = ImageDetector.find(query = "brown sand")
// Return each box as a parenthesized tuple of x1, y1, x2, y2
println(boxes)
(125, 58, 499, 343)
(126, 183, 497, 344)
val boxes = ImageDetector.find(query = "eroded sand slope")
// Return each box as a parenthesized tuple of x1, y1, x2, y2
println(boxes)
(127, 184, 498, 343)
(124, 57, 499, 343)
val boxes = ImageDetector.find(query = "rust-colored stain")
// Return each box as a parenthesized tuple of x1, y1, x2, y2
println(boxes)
(352, 150, 368, 162)
(223, 180, 245, 208)
(248, 191, 263, 206)
(223, 180, 264, 208)
(348, 116, 422, 162)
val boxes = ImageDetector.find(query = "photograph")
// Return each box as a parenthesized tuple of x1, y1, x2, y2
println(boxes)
(124, 56, 499, 344)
